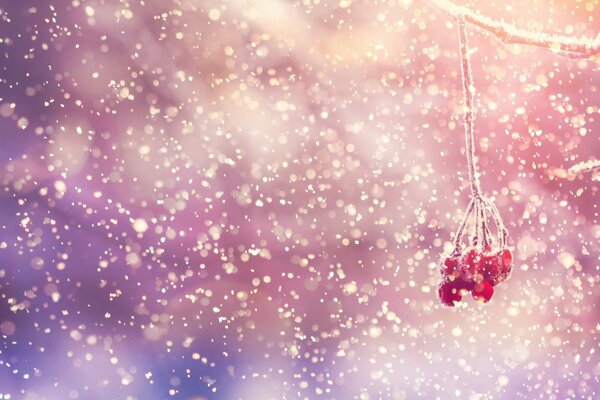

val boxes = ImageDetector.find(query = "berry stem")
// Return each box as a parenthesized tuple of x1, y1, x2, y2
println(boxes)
(479, 199, 492, 249)
(457, 15, 482, 200)
(446, 16, 510, 254)
(453, 197, 476, 251)
(486, 199, 508, 247)
(473, 199, 480, 246)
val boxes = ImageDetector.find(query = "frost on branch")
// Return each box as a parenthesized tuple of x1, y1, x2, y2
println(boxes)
(429, 0, 600, 59)
(569, 159, 600, 180)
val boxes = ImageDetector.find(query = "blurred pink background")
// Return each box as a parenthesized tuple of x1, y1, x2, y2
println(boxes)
(0, 0, 598, 398)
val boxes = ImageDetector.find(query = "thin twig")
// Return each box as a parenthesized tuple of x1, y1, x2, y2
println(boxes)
(487, 199, 508, 247)
(453, 198, 476, 250)
(472, 195, 480, 247)
(430, 0, 600, 59)
(480, 200, 492, 249)
(458, 16, 482, 199)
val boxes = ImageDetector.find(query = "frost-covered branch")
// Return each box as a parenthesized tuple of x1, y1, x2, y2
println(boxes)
(457, 16, 481, 199)
(569, 159, 600, 175)
(429, 0, 600, 59)
(452, 17, 507, 252)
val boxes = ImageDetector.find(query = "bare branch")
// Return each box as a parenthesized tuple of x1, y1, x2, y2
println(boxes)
(429, 0, 600, 58)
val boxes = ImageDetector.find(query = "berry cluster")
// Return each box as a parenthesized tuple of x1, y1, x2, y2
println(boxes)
(438, 247, 512, 306)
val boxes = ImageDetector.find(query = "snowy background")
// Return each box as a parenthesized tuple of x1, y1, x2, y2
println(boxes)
(0, 0, 599, 398)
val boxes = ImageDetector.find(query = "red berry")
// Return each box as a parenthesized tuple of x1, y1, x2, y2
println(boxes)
(472, 280, 494, 303)
(437, 247, 510, 305)
(480, 254, 496, 277)
(438, 279, 463, 306)
(494, 248, 513, 284)
(462, 248, 482, 280)
(501, 248, 512, 270)
(480, 251, 501, 283)
(440, 255, 460, 277)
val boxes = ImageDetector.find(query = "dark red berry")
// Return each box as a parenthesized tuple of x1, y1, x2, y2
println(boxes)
(480, 251, 501, 283)
(501, 248, 512, 271)
(438, 279, 463, 306)
(440, 255, 460, 277)
(462, 248, 482, 280)
(458, 276, 475, 292)
(472, 280, 494, 303)
(494, 248, 513, 284)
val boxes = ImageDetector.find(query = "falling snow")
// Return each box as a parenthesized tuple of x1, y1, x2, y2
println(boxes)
(0, 0, 598, 399)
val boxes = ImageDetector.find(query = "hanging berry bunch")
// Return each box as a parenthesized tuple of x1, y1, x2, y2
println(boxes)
(438, 16, 513, 306)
